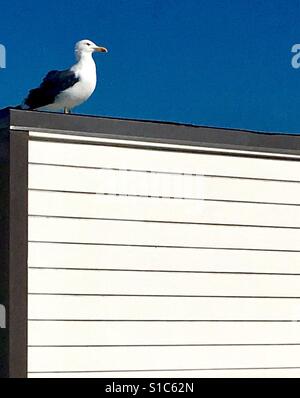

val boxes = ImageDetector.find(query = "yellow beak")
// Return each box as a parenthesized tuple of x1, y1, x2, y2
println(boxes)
(94, 46, 108, 53)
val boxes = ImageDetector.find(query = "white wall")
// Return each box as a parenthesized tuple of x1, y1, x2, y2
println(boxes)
(27, 136, 300, 377)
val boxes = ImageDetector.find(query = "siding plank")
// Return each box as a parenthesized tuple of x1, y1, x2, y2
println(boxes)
(29, 141, 300, 181)
(29, 190, 300, 228)
(27, 345, 300, 372)
(28, 242, 300, 274)
(28, 164, 300, 204)
(28, 321, 300, 345)
(28, 269, 300, 297)
(28, 217, 300, 251)
(28, 295, 300, 320)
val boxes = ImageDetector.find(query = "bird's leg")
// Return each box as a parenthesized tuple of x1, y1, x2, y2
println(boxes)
(64, 107, 70, 114)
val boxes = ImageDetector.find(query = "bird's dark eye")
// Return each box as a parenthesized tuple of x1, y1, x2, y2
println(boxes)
(86, 43, 91, 46)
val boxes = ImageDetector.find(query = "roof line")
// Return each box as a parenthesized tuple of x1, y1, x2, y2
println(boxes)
(0, 107, 299, 136)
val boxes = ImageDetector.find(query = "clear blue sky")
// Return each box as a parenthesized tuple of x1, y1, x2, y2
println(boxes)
(1, 0, 300, 133)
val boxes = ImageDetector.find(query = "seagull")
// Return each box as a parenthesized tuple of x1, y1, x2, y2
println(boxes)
(18, 39, 108, 114)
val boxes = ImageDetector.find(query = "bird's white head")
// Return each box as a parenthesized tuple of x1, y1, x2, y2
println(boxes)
(75, 39, 108, 60)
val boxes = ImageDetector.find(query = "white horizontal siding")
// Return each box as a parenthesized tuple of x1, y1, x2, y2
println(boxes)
(29, 190, 300, 228)
(28, 217, 300, 251)
(28, 321, 300, 345)
(29, 164, 300, 204)
(28, 268, 300, 298)
(28, 242, 300, 274)
(29, 140, 300, 181)
(28, 137, 300, 377)
(27, 345, 300, 372)
(28, 295, 300, 320)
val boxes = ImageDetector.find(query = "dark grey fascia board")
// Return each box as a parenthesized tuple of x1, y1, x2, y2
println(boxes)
(1, 108, 300, 156)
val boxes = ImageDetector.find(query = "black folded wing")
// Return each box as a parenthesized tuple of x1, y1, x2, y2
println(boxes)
(23, 69, 80, 109)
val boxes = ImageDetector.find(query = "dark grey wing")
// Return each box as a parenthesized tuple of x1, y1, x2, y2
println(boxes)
(23, 69, 80, 109)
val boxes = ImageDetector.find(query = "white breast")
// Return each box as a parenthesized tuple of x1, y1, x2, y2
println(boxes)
(42, 55, 98, 111)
